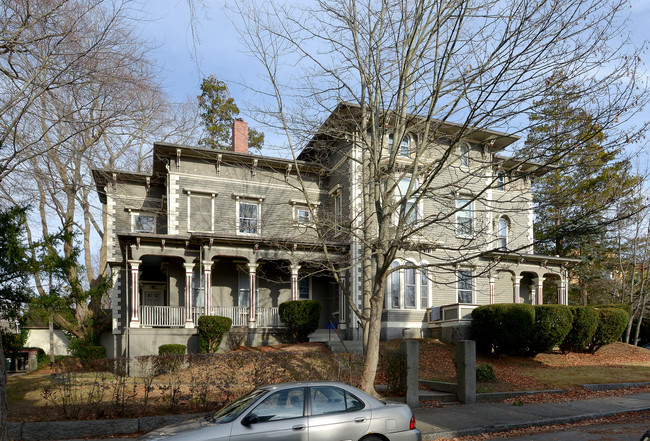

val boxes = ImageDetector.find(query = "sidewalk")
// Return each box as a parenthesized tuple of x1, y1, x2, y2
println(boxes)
(414, 392, 650, 440)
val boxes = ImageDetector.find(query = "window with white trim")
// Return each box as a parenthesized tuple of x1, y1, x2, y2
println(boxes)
(404, 263, 416, 308)
(132, 213, 155, 233)
(420, 268, 429, 309)
(459, 143, 470, 167)
(189, 194, 213, 232)
(496, 171, 506, 191)
(389, 261, 400, 308)
(238, 200, 259, 235)
(388, 133, 410, 157)
(497, 217, 508, 250)
(456, 198, 473, 237)
(398, 178, 418, 224)
(457, 270, 473, 303)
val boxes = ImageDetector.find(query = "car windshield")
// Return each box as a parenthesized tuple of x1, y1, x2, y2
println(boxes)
(210, 389, 267, 424)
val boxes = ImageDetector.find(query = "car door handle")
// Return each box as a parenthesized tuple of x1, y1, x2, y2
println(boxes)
(354, 417, 366, 423)
(292, 424, 306, 431)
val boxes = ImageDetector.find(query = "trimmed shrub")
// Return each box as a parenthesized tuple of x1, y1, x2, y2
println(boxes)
(279, 300, 321, 343)
(69, 337, 107, 366)
(476, 362, 497, 382)
(560, 306, 599, 353)
(384, 349, 407, 394)
(528, 305, 573, 355)
(158, 344, 186, 355)
(597, 303, 631, 316)
(198, 315, 232, 353)
(471, 303, 535, 355)
(589, 307, 629, 353)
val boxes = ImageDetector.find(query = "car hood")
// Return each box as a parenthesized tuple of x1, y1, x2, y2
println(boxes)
(140, 417, 230, 441)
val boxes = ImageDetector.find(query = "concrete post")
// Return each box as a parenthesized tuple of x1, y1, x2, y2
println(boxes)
(400, 339, 419, 409)
(457, 340, 476, 404)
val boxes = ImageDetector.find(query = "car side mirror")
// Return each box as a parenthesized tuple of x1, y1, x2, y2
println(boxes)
(241, 413, 259, 426)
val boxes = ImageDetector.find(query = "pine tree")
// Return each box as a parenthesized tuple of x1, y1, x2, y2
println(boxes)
(525, 74, 641, 305)
(197, 75, 264, 150)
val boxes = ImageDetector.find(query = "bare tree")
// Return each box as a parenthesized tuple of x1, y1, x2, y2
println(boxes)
(234, 0, 649, 393)
(0, 0, 202, 339)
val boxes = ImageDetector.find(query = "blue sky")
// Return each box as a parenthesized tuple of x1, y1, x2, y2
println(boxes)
(139, 0, 650, 158)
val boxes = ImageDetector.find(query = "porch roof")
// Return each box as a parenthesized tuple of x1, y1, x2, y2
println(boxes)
(484, 251, 580, 265)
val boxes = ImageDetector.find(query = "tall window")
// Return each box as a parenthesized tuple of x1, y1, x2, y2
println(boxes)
(133, 213, 155, 233)
(335, 193, 342, 232)
(388, 133, 410, 156)
(456, 198, 472, 236)
(497, 172, 506, 191)
(296, 206, 311, 224)
(420, 268, 428, 309)
(190, 194, 212, 231)
(404, 264, 416, 308)
(298, 276, 310, 299)
(390, 261, 400, 308)
(459, 143, 470, 167)
(457, 270, 473, 303)
(238, 201, 259, 234)
(398, 178, 418, 223)
(497, 217, 508, 250)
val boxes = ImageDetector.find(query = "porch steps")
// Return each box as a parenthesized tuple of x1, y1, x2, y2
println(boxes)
(307, 329, 363, 354)
(418, 390, 458, 403)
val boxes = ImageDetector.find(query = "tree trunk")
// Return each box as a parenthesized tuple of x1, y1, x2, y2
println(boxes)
(0, 338, 9, 441)
(359, 287, 384, 396)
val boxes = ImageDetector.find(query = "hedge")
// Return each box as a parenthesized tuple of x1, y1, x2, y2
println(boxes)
(560, 306, 599, 353)
(198, 315, 232, 353)
(589, 307, 629, 353)
(471, 303, 535, 355)
(528, 305, 573, 355)
(279, 300, 321, 343)
(158, 344, 186, 355)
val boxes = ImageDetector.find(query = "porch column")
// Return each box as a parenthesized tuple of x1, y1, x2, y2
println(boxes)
(558, 279, 567, 305)
(536, 277, 545, 305)
(489, 275, 495, 304)
(290, 264, 301, 301)
(512, 275, 522, 303)
(529, 283, 536, 305)
(129, 260, 141, 327)
(338, 282, 347, 329)
(184, 263, 195, 328)
(248, 263, 258, 328)
(203, 260, 213, 315)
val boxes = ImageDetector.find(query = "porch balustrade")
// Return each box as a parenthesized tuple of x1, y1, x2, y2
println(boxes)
(140, 306, 186, 327)
(139, 305, 282, 328)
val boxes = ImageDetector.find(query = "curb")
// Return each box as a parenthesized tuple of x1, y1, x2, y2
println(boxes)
(420, 405, 650, 440)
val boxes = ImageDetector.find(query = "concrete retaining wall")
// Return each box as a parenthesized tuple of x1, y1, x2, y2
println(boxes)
(8, 413, 207, 441)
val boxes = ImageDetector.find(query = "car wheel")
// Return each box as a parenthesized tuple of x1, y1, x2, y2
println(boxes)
(360, 436, 383, 441)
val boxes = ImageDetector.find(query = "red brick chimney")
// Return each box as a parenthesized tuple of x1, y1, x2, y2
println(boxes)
(232, 119, 248, 154)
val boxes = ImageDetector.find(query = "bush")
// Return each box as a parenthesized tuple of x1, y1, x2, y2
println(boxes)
(528, 305, 573, 355)
(384, 349, 407, 394)
(69, 338, 107, 366)
(471, 303, 535, 355)
(158, 344, 186, 355)
(589, 307, 629, 353)
(476, 362, 497, 382)
(198, 316, 232, 353)
(279, 300, 321, 343)
(560, 306, 599, 353)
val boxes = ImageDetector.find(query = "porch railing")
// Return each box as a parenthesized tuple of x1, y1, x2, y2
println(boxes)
(427, 303, 479, 325)
(140, 306, 186, 327)
(257, 307, 280, 327)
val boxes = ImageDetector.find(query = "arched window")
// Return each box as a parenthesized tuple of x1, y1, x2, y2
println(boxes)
(404, 263, 416, 308)
(459, 143, 470, 167)
(498, 217, 508, 250)
(389, 261, 400, 308)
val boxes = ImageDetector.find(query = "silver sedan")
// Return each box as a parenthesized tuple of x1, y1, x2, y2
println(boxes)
(141, 381, 421, 441)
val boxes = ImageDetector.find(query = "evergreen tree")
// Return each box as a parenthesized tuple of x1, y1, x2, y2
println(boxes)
(525, 74, 641, 305)
(197, 75, 264, 150)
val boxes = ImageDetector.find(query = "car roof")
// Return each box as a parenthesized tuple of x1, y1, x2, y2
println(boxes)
(259, 381, 352, 391)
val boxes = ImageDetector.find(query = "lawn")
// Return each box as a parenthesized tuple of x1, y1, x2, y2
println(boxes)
(7, 340, 650, 422)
